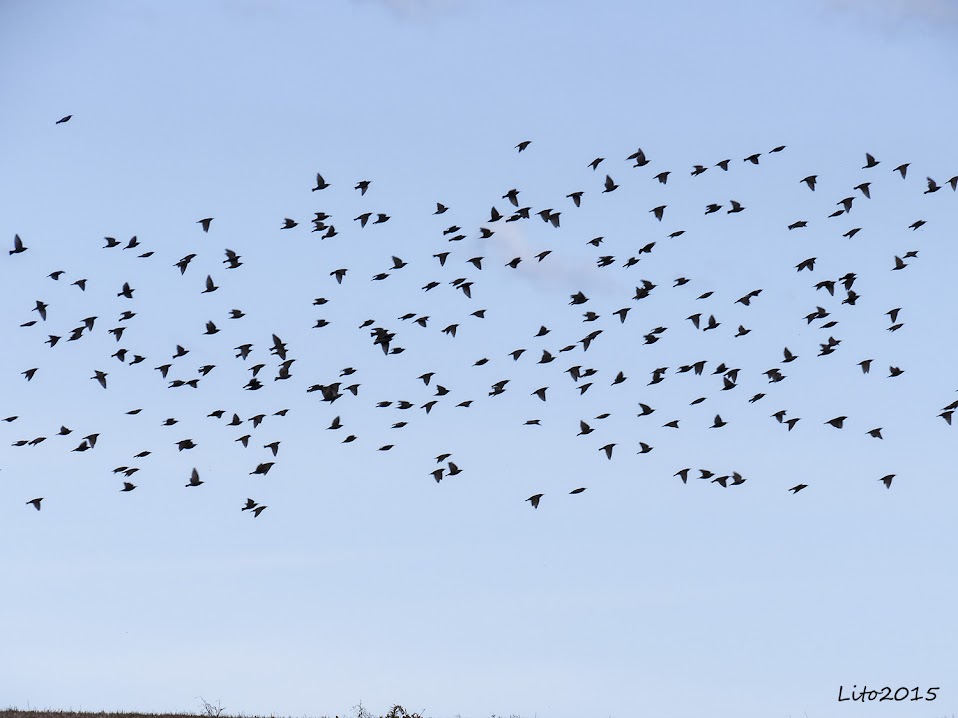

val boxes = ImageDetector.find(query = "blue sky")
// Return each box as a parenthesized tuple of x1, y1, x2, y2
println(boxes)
(1, 2, 957, 717)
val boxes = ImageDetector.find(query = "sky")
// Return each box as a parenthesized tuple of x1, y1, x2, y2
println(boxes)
(1, 1, 957, 717)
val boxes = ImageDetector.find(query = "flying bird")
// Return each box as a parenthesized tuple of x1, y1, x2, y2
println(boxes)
(9, 234, 27, 255)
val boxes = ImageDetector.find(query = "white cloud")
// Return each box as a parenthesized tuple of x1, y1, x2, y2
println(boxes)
(822, 0, 958, 28)
(356, 0, 462, 19)
(484, 221, 627, 299)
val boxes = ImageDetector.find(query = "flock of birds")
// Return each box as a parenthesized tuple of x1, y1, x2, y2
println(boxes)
(5, 115, 958, 515)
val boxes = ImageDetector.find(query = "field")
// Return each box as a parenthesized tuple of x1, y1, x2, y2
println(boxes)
(0, 705, 443, 718)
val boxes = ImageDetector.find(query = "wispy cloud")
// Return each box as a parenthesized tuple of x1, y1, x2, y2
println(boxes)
(822, 0, 958, 28)
(484, 222, 627, 298)
(356, 0, 462, 19)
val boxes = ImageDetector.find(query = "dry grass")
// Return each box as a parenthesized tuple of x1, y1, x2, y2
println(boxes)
(0, 703, 433, 718)
(0, 712, 281, 718)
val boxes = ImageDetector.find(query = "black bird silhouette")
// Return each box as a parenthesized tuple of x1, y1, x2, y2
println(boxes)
(526, 493, 543, 508)
(26, 497, 44, 510)
(628, 148, 649, 166)
(224, 249, 242, 268)
(56, 115, 72, 124)
(174, 254, 196, 274)
(8, 234, 26, 256)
